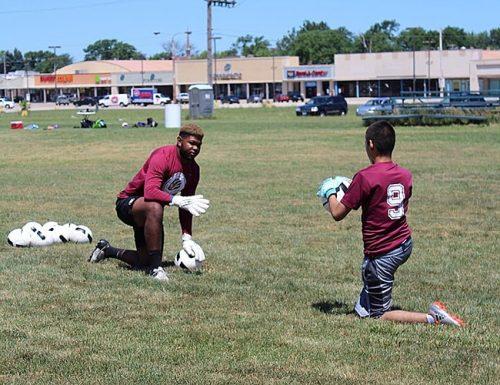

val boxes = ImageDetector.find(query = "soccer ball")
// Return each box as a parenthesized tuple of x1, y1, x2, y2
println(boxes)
(174, 249, 202, 272)
(59, 223, 76, 243)
(7, 228, 29, 247)
(42, 222, 69, 244)
(321, 176, 352, 211)
(22, 221, 52, 247)
(69, 225, 93, 243)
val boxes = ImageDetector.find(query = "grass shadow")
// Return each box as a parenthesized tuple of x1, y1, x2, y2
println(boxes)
(312, 300, 355, 315)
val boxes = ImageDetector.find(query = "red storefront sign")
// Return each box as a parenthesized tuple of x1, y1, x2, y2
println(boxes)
(40, 74, 74, 83)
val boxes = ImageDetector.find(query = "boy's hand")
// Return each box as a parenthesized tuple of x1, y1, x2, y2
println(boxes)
(317, 177, 342, 199)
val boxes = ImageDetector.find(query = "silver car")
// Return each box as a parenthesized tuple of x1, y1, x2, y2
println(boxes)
(356, 97, 394, 116)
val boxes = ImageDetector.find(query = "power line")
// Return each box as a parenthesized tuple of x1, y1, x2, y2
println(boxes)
(0, 0, 137, 14)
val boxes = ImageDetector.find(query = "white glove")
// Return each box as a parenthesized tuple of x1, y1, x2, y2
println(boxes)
(182, 234, 205, 262)
(170, 195, 210, 217)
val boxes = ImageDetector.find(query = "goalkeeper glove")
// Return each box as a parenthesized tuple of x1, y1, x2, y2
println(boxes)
(170, 195, 210, 217)
(182, 234, 205, 262)
(317, 177, 342, 199)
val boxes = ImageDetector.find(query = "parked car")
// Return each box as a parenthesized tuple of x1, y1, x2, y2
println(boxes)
(438, 95, 491, 108)
(0, 97, 15, 109)
(287, 91, 304, 102)
(73, 96, 97, 107)
(274, 93, 290, 102)
(221, 94, 240, 104)
(55, 95, 70, 105)
(247, 93, 263, 103)
(13, 95, 24, 103)
(296, 95, 348, 116)
(176, 92, 189, 104)
(356, 97, 394, 116)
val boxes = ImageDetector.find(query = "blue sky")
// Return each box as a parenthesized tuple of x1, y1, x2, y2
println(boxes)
(0, 0, 498, 61)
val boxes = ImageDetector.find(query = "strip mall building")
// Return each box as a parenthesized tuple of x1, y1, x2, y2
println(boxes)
(0, 49, 499, 102)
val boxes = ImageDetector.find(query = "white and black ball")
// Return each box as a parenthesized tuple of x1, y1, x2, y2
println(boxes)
(174, 249, 202, 272)
(69, 225, 93, 243)
(7, 228, 29, 247)
(22, 221, 52, 247)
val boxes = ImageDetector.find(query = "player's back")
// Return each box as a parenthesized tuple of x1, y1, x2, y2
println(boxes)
(342, 161, 412, 257)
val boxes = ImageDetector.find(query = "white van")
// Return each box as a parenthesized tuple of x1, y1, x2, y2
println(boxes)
(153, 93, 171, 105)
(98, 94, 130, 107)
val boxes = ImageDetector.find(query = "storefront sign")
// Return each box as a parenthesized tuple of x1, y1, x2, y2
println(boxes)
(284, 66, 334, 81)
(114, 72, 171, 85)
(95, 75, 111, 84)
(214, 72, 242, 80)
(40, 74, 74, 83)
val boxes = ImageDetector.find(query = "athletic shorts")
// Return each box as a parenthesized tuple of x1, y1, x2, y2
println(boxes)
(115, 196, 147, 249)
(116, 196, 139, 227)
(354, 237, 413, 318)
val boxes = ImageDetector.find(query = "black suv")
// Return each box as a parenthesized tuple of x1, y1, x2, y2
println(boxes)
(73, 96, 97, 107)
(287, 91, 304, 102)
(220, 95, 240, 104)
(296, 95, 348, 116)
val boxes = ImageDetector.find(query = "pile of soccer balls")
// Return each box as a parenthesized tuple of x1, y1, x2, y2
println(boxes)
(7, 221, 93, 248)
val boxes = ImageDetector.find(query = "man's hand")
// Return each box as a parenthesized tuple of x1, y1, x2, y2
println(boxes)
(170, 195, 210, 217)
(182, 234, 205, 262)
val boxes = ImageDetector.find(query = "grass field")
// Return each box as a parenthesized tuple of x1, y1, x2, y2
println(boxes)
(0, 106, 498, 384)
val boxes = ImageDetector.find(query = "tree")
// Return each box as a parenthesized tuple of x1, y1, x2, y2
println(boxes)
(83, 39, 145, 60)
(397, 28, 439, 51)
(276, 21, 354, 64)
(231, 35, 271, 57)
(354, 20, 400, 53)
(442, 26, 469, 49)
(277, 20, 330, 54)
(489, 28, 500, 49)
(2, 48, 25, 72)
(24, 50, 72, 73)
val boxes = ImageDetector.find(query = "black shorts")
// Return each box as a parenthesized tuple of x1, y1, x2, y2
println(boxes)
(116, 196, 139, 227)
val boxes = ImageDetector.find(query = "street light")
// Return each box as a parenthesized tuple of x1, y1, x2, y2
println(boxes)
(49, 45, 61, 101)
(211, 36, 222, 99)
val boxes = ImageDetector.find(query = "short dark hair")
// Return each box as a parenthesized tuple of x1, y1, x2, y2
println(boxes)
(179, 123, 204, 139)
(365, 120, 395, 155)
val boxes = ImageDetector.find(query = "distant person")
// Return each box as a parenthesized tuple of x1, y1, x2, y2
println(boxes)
(317, 121, 463, 326)
(88, 123, 209, 281)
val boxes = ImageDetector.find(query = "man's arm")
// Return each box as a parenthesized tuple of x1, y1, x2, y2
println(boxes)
(327, 195, 351, 221)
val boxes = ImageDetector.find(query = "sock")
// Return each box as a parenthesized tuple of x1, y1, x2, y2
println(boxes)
(148, 250, 162, 269)
(426, 314, 435, 324)
(104, 245, 121, 258)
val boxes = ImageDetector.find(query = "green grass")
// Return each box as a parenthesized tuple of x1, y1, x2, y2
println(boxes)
(0, 107, 498, 384)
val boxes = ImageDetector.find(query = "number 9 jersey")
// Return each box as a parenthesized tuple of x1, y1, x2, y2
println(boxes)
(341, 161, 412, 258)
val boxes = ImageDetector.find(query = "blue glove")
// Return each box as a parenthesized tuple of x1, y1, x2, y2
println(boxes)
(317, 177, 342, 199)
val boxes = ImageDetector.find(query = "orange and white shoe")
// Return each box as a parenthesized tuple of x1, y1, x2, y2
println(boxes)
(428, 301, 464, 327)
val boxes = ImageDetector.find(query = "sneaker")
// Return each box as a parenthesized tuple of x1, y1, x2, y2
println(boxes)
(88, 239, 110, 263)
(428, 301, 464, 327)
(150, 266, 169, 282)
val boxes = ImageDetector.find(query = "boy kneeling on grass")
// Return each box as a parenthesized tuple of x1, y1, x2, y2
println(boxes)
(318, 120, 463, 326)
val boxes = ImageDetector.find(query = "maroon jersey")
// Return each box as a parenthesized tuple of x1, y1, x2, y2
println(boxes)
(118, 145, 200, 233)
(118, 145, 199, 203)
(341, 161, 412, 257)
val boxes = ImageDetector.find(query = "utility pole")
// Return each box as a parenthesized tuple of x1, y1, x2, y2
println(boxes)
(206, 0, 236, 86)
(211, 36, 222, 99)
(438, 29, 444, 96)
(185, 29, 192, 59)
(423, 39, 433, 97)
(49, 45, 61, 101)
